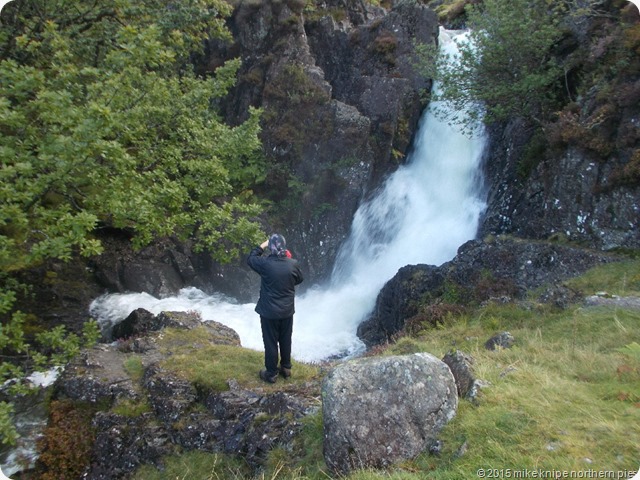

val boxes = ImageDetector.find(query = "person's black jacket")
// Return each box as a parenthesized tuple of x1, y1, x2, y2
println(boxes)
(247, 246, 304, 319)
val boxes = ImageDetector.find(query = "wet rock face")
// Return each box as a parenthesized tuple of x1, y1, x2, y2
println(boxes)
(448, 237, 619, 294)
(480, 92, 639, 253)
(212, 1, 438, 283)
(109, 309, 241, 345)
(357, 263, 445, 347)
(358, 237, 619, 347)
(321, 353, 457, 475)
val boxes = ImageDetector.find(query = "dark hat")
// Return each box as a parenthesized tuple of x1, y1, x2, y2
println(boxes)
(268, 233, 287, 257)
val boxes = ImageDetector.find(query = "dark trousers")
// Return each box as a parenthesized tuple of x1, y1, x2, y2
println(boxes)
(260, 315, 293, 376)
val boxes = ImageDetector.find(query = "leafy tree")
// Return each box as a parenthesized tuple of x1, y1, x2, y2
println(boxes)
(416, 0, 564, 130)
(0, 0, 266, 442)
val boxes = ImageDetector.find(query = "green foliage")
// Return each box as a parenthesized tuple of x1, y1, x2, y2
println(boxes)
(0, 0, 266, 434)
(82, 318, 102, 345)
(0, 401, 18, 446)
(0, 0, 265, 284)
(416, 0, 563, 130)
(29, 320, 99, 369)
(0, 319, 100, 411)
(0, 32, 263, 260)
(0, 310, 27, 353)
(0, 5, 264, 332)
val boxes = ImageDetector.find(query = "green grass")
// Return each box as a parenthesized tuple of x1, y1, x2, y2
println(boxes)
(132, 260, 640, 479)
(156, 327, 321, 393)
(565, 259, 640, 296)
(123, 355, 145, 382)
(132, 450, 252, 479)
(111, 397, 152, 417)
(374, 297, 640, 477)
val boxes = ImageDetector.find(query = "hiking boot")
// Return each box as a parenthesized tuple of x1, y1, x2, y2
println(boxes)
(259, 369, 277, 384)
(279, 367, 292, 379)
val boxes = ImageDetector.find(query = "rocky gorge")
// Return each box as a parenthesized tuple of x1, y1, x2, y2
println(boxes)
(14, 0, 635, 310)
(2, 0, 639, 477)
(7, 0, 634, 302)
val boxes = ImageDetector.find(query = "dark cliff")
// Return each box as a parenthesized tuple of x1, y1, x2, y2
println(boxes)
(479, 2, 639, 250)
(209, 0, 438, 283)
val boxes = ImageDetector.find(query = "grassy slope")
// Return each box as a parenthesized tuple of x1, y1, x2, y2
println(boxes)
(134, 259, 640, 479)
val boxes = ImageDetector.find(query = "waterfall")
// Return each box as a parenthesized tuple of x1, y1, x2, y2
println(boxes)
(89, 28, 488, 363)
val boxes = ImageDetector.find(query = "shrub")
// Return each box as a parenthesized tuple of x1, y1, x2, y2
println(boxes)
(609, 149, 640, 188)
(416, 0, 564, 130)
(36, 400, 97, 479)
(372, 30, 398, 65)
(474, 274, 520, 303)
(405, 303, 467, 334)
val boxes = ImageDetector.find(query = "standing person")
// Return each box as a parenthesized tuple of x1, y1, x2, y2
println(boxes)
(247, 233, 303, 383)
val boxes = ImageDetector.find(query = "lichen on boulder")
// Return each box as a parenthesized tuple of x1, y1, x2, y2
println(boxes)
(321, 352, 457, 475)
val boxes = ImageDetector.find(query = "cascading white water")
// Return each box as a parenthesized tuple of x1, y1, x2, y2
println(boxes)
(89, 28, 487, 363)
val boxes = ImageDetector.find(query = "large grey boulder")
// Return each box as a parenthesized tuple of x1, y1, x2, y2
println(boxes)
(322, 353, 457, 475)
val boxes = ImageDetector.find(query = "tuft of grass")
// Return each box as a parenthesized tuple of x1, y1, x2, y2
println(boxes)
(123, 355, 145, 382)
(132, 450, 251, 479)
(433, 0, 469, 24)
(111, 398, 152, 418)
(261, 410, 331, 480)
(618, 342, 640, 361)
